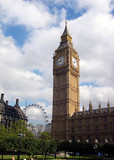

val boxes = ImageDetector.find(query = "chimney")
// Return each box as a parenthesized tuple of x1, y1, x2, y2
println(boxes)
(6, 100, 9, 105)
(14, 99, 20, 108)
(16, 99, 19, 105)
(1, 93, 4, 101)
(0, 93, 4, 103)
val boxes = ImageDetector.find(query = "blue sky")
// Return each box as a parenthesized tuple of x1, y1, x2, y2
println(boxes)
(3, 25, 29, 47)
(0, 0, 114, 124)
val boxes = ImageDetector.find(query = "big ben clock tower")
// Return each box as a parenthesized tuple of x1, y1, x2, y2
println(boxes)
(52, 22, 80, 140)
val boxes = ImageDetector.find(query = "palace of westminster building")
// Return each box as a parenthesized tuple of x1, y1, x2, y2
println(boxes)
(52, 22, 114, 143)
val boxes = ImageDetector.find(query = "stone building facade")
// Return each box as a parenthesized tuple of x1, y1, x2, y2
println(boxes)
(52, 22, 114, 143)
(0, 93, 27, 129)
(69, 102, 114, 143)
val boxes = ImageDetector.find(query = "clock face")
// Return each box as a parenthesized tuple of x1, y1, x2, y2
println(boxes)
(56, 56, 65, 66)
(72, 57, 77, 68)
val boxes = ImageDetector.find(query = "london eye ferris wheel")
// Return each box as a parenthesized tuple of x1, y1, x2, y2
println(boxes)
(23, 104, 49, 136)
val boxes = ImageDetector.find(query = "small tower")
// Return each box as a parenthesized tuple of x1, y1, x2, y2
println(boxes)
(99, 102, 101, 114)
(107, 100, 110, 113)
(89, 101, 93, 113)
(83, 104, 85, 117)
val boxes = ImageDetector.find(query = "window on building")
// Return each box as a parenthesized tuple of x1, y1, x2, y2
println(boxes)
(95, 126, 99, 132)
(72, 127, 74, 133)
(103, 117, 107, 121)
(94, 118, 98, 123)
(72, 119, 74, 125)
(87, 119, 90, 124)
(79, 127, 82, 132)
(112, 117, 114, 122)
(87, 126, 90, 132)
(104, 125, 107, 131)
(78, 119, 82, 124)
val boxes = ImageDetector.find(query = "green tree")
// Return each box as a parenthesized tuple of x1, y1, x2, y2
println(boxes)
(0, 137, 7, 160)
(59, 140, 70, 158)
(8, 120, 34, 138)
(21, 137, 37, 159)
(0, 125, 8, 136)
(37, 139, 50, 159)
(5, 135, 18, 155)
(49, 140, 59, 158)
(39, 131, 51, 140)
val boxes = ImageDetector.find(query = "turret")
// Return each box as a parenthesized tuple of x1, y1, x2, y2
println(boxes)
(83, 104, 85, 117)
(107, 100, 110, 113)
(89, 100, 93, 113)
(99, 102, 101, 114)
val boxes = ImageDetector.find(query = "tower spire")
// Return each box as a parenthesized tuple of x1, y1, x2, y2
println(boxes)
(65, 19, 67, 27)
(61, 21, 72, 43)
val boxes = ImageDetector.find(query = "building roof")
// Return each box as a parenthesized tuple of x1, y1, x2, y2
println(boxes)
(72, 106, 114, 119)
(0, 93, 27, 119)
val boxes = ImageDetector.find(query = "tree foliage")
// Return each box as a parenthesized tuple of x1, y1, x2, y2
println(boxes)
(1, 123, 114, 158)
(39, 131, 51, 140)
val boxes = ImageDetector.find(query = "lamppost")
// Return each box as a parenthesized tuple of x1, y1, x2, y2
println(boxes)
(17, 133, 24, 160)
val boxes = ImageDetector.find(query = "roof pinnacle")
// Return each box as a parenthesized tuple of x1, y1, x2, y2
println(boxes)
(61, 20, 72, 43)
(65, 19, 67, 27)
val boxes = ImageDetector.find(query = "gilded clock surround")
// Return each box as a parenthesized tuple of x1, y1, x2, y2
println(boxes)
(54, 52, 66, 68)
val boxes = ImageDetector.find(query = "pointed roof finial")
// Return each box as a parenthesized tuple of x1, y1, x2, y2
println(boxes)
(99, 102, 101, 108)
(99, 102, 101, 113)
(61, 20, 72, 39)
(65, 19, 67, 27)
(83, 104, 85, 112)
(89, 100, 93, 111)
(107, 100, 110, 108)
(107, 100, 110, 113)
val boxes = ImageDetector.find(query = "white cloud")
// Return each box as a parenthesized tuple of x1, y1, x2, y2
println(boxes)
(0, 0, 59, 28)
(0, 27, 52, 104)
(80, 85, 114, 109)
